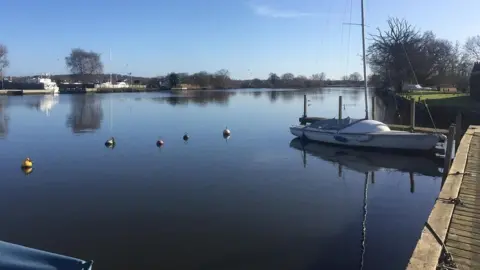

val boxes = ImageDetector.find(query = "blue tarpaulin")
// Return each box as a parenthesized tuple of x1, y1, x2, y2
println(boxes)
(0, 240, 93, 270)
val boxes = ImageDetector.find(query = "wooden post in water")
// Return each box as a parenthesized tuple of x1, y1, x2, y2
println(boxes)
(455, 112, 462, 150)
(303, 94, 307, 118)
(371, 171, 375, 184)
(409, 172, 415, 193)
(371, 96, 376, 120)
(410, 98, 415, 131)
(338, 96, 343, 121)
(442, 125, 456, 186)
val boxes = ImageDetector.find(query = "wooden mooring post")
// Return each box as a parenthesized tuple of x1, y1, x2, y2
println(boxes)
(371, 96, 376, 120)
(455, 112, 462, 150)
(338, 96, 343, 121)
(410, 98, 415, 131)
(442, 125, 456, 186)
(303, 94, 307, 118)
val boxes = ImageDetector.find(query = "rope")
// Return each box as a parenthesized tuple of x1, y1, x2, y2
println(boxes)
(422, 100, 439, 134)
(359, 173, 368, 270)
(424, 222, 458, 270)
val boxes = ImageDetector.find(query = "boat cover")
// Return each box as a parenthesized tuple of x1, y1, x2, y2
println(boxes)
(0, 240, 93, 270)
(309, 117, 363, 130)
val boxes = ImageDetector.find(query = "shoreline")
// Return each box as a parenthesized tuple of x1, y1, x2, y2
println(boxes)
(0, 85, 367, 96)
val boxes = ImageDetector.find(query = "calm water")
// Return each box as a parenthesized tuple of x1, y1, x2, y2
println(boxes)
(0, 89, 442, 270)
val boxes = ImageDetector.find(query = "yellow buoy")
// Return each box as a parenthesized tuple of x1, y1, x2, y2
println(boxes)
(21, 167, 33, 175)
(21, 157, 33, 168)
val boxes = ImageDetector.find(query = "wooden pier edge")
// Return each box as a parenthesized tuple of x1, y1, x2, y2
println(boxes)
(406, 125, 479, 270)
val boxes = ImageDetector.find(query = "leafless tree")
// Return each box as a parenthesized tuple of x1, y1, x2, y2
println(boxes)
(311, 72, 326, 81)
(281, 73, 295, 81)
(465, 36, 480, 62)
(367, 17, 462, 91)
(349, 72, 362, 81)
(0, 44, 9, 89)
(65, 48, 103, 82)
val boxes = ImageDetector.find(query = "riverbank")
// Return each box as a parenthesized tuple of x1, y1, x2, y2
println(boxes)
(375, 89, 480, 132)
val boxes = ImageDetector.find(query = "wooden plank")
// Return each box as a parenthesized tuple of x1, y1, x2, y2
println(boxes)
(447, 246, 480, 267)
(406, 126, 477, 270)
(451, 222, 480, 236)
(447, 239, 480, 254)
(449, 228, 480, 241)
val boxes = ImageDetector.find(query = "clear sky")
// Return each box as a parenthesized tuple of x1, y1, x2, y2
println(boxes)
(1, 0, 479, 80)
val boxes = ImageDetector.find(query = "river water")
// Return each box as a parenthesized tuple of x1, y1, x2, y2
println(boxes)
(0, 88, 442, 269)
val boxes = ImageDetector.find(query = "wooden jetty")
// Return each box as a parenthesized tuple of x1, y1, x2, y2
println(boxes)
(299, 95, 450, 134)
(407, 125, 480, 270)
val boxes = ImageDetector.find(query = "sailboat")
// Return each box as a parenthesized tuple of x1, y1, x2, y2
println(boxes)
(289, 0, 444, 152)
(0, 240, 93, 269)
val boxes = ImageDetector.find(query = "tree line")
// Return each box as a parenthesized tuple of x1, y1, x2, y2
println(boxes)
(367, 17, 479, 93)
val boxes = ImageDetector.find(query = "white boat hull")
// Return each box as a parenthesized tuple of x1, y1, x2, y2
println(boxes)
(290, 120, 441, 151)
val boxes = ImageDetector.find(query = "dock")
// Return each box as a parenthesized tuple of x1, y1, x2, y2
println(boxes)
(407, 125, 480, 270)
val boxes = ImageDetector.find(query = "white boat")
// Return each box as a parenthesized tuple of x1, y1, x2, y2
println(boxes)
(26, 73, 60, 94)
(290, 117, 443, 151)
(289, 0, 444, 152)
(0, 240, 93, 270)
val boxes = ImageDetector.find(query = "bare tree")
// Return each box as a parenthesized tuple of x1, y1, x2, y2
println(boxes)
(311, 72, 326, 81)
(367, 17, 459, 91)
(0, 44, 9, 89)
(65, 48, 103, 82)
(349, 72, 362, 81)
(281, 73, 295, 81)
(465, 36, 480, 62)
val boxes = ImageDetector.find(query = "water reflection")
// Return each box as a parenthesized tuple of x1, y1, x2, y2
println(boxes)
(151, 91, 235, 106)
(66, 95, 103, 133)
(26, 95, 59, 116)
(0, 97, 7, 138)
(289, 138, 442, 177)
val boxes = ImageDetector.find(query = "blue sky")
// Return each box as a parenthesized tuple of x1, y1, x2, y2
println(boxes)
(1, 0, 479, 79)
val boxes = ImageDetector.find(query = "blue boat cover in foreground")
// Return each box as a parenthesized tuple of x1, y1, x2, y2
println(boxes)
(0, 240, 93, 270)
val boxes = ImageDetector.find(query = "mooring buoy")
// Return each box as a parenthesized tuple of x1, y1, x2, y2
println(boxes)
(183, 133, 189, 141)
(105, 137, 116, 147)
(21, 167, 33, 175)
(223, 127, 231, 137)
(156, 139, 164, 147)
(21, 157, 33, 169)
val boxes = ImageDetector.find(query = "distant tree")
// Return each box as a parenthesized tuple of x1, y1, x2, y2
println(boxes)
(167, 73, 180, 87)
(349, 72, 362, 81)
(65, 48, 103, 82)
(0, 44, 9, 88)
(465, 36, 480, 62)
(268, 73, 280, 87)
(211, 69, 230, 89)
(341, 75, 349, 81)
(311, 72, 326, 81)
(192, 71, 211, 88)
(281, 73, 295, 81)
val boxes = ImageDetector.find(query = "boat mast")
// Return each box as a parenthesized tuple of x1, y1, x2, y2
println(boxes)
(361, 0, 369, 120)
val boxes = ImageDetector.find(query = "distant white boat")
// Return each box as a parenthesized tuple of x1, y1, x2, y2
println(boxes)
(26, 73, 59, 94)
(289, 0, 444, 152)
